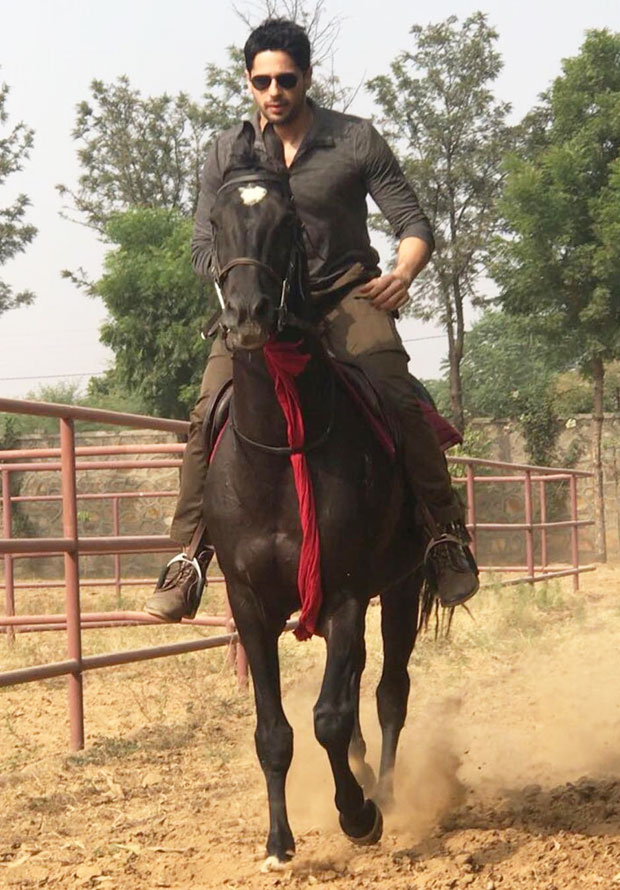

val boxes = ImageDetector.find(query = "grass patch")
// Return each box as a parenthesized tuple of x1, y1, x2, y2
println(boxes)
(134, 722, 199, 752)
(66, 736, 139, 766)
(27, 793, 72, 815)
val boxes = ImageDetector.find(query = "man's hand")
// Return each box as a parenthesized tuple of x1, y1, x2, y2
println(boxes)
(357, 236, 431, 312)
(358, 271, 411, 312)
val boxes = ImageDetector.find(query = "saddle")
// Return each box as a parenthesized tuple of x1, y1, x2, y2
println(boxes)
(202, 360, 461, 463)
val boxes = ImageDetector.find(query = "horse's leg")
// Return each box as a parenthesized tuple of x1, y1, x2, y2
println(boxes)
(229, 587, 294, 867)
(348, 637, 377, 796)
(314, 597, 383, 845)
(375, 569, 423, 809)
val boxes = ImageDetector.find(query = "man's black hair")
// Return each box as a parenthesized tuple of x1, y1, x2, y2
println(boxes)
(244, 18, 311, 72)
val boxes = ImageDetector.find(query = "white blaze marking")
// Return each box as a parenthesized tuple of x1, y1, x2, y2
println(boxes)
(239, 185, 267, 205)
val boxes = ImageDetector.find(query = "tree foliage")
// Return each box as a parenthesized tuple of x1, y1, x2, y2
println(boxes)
(491, 29, 620, 557)
(56, 77, 227, 234)
(92, 208, 216, 420)
(491, 29, 620, 372)
(442, 310, 570, 464)
(0, 77, 37, 314)
(368, 13, 513, 431)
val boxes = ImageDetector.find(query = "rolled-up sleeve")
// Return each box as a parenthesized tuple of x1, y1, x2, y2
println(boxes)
(358, 122, 434, 253)
(191, 139, 226, 279)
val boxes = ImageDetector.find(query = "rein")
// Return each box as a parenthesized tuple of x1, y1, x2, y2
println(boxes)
(230, 361, 335, 456)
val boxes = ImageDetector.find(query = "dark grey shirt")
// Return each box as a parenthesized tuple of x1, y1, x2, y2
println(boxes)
(192, 100, 434, 294)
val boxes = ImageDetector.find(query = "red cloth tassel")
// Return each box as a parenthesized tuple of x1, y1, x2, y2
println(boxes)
(263, 339, 323, 641)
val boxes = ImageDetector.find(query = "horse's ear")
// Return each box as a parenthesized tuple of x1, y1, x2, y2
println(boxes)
(262, 125, 286, 170)
(228, 121, 256, 168)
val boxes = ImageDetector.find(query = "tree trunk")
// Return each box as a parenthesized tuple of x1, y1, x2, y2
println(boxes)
(448, 343, 465, 433)
(446, 278, 466, 433)
(591, 356, 607, 562)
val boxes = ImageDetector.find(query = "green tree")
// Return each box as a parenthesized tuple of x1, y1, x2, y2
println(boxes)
(368, 12, 513, 432)
(491, 29, 620, 560)
(435, 310, 571, 464)
(92, 208, 215, 421)
(56, 77, 220, 234)
(60, 2, 350, 419)
(0, 77, 37, 314)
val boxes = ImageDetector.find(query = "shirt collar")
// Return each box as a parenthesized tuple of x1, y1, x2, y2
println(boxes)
(251, 98, 335, 155)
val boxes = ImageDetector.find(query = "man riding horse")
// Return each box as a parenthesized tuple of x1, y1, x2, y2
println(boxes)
(145, 17, 478, 622)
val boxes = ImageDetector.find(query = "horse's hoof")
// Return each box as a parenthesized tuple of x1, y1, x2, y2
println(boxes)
(260, 853, 294, 873)
(339, 799, 383, 846)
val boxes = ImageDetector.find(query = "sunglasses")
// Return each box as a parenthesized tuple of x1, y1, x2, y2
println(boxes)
(250, 73, 299, 91)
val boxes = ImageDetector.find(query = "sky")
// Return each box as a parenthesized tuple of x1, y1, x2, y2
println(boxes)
(1, 0, 619, 402)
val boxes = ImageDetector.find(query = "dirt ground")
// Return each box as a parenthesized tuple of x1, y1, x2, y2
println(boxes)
(1, 565, 620, 889)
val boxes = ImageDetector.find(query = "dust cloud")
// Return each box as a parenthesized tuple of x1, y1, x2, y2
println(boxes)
(280, 607, 620, 845)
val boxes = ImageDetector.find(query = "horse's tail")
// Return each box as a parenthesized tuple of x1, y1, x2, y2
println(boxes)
(417, 581, 457, 638)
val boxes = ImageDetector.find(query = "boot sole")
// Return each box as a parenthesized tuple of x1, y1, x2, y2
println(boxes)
(438, 577, 480, 609)
(143, 604, 198, 622)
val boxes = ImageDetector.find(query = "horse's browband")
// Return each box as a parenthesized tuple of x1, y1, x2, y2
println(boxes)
(217, 172, 288, 194)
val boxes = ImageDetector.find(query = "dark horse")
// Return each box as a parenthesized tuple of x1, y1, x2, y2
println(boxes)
(204, 123, 427, 870)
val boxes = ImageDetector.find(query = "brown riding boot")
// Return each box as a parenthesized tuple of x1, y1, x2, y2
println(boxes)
(425, 521, 479, 608)
(144, 542, 215, 622)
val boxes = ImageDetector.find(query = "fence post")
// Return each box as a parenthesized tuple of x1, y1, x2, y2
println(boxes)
(524, 470, 534, 583)
(465, 463, 477, 558)
(539, 478, 548, 575)
(570, 473, 580, 592)
(60, 418, 84, 751)
(112, 497, 121, 604)
(2, 469, 15, 645)
(225, 585, 249, 689)
(224, 592, 237, 669)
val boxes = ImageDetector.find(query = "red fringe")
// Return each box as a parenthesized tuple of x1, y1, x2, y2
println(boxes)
(263, 339, 323, 640)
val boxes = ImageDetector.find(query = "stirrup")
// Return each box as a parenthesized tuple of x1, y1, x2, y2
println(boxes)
(156, 551, 208, 601)
(423, 532, 463, 564)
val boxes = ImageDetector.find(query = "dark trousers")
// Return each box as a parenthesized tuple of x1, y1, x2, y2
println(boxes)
(170, 292, 462, 547)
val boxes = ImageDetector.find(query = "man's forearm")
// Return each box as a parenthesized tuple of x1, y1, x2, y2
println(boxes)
(394, 236, 432, 287)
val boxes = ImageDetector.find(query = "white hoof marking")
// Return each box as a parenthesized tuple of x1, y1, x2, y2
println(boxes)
(260, 855, 287, 873)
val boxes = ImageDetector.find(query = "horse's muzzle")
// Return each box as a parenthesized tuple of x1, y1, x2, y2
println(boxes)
(222, 294, 275, 350)
(225, 321, 270, 351)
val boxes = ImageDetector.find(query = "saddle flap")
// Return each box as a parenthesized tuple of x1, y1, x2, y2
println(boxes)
(331, 359, 462, 454)
(202, 379, 233, 463)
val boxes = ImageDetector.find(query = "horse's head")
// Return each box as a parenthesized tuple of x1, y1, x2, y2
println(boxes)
(211, 122, 306, 350)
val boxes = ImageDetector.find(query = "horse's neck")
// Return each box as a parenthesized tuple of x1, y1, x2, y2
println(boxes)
(231, 339, 331, 449)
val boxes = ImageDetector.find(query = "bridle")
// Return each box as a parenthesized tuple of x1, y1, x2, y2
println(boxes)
(211, 172, 300, 334)
(210, 168, 335, 457)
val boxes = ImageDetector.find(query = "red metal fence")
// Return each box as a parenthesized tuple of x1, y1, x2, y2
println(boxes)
(0, 397, 594, 750)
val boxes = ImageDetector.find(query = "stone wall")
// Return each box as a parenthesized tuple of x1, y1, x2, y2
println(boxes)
(3, 430, 181, 581)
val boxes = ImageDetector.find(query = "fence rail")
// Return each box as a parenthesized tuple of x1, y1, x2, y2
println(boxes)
(0, 397, 594, 750)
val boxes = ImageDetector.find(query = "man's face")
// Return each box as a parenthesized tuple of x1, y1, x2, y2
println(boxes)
(247, 50, 311, 126)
